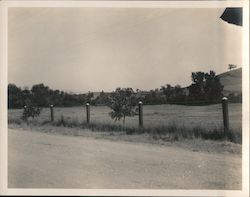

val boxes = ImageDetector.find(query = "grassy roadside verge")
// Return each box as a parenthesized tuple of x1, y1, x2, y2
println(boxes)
(8, 116, 242, 144)
(8, 122, 241, 155)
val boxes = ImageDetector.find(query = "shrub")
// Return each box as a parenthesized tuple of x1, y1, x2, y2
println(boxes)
(22, 105, 42, 121)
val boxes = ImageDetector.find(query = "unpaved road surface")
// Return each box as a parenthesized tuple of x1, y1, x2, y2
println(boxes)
(8, 129, 241, 189)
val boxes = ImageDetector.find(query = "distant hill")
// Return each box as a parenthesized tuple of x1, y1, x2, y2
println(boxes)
(217, 67, 242, 96)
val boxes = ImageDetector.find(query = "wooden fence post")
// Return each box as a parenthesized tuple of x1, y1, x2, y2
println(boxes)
(222, 97, 229, 133)
(138, 101, 143, 128)
(86, 103, 90, 124)
(50, 105, 54, 122)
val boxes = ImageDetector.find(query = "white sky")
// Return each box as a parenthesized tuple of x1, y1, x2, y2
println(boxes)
(8, 8, 242, 93)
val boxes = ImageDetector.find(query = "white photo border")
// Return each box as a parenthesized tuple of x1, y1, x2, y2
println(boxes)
(0, 1, 249, 196)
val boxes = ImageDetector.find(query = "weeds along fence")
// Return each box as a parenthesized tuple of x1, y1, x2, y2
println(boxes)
(47, 97, 241, 143)
(48, 98, 230, 131)
(10, 97, 240, 143)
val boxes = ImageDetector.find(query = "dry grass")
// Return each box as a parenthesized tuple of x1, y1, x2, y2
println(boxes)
(8, 104, 242, 144)
(8, 103, 242, 130)
(9, 114, 242, 144)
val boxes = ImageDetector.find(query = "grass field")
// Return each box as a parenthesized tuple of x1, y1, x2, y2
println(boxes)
(8, 103, 242, 131)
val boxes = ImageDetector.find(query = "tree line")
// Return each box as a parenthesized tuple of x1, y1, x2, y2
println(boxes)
(8, 70, 241, 109)
(160, 71, 224, 105)
(76, 70, 226, 106)
(8, 83, 93, 109)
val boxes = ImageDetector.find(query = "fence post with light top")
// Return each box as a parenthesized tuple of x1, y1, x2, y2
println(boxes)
(138, 101, 143, 128)
(86, 103, 90, 124)
(50, 105, 54, 122)
(222, 97, 229, 133)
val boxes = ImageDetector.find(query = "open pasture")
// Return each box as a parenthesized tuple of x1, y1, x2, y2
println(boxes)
(8, 103, 242, 131)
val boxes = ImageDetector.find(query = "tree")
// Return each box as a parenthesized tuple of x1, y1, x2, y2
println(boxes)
(21, 87, 33, 108)
(93, 91, 109, 105)
(189, 72, 206, 100)
(188, 71, 223, 103)
(204, 71, 224, 101)
(160, 84, 174, 102)
(142, 89, 166, 105)
(107, 88, 137, 125)
(160, 84, 186, 104)
(86, 92, 94, 104)
(31, 83, 50, 107)
(8, 84, 24, 108)
(228, 64, 237, 70)
(173, 85, 185, 102)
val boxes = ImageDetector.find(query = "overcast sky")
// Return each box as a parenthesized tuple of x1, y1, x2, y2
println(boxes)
(8, 8, 242, 93)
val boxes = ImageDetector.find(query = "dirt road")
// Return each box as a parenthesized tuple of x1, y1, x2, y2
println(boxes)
(8, 129, 241, 189)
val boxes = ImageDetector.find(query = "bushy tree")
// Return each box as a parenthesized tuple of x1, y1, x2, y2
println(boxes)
(189, 70, 223, 103)
(189, 72, 206, 100)
(8, 84, 24, 108)
(31, 83, 50, 107)
(204, 71, 224, 101)
(107, 88, 137, 125)
(22, 100, 42, 121)
(228, 64, 237, 70)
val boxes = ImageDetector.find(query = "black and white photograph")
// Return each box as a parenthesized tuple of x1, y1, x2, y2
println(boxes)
(0, 0, 249, 196)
